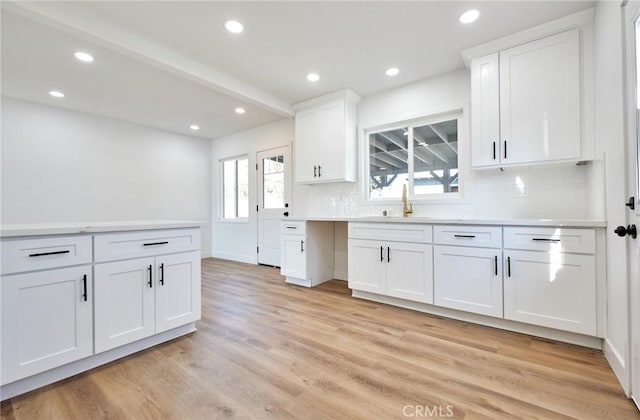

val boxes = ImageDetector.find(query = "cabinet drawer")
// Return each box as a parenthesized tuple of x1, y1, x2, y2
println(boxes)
(1, 235, 92, 275)
(281, 221, 306, 235)
(433, 225, 502, 248)
(94, 228, 200, 262)
(348, 223, 432, 243)
(503, 227, 595, 254)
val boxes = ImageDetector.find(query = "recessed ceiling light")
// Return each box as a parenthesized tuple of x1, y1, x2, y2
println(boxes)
(385, 67, 400, 77)
(74, 51, 94, 63)
(459, 9, 480, 24)
(224, 20, 244, 34)
(306, 73, 320, 82)
(190, 124, 200, 131)
(235, 107, 246, 114)
(49, 90, 65, 98)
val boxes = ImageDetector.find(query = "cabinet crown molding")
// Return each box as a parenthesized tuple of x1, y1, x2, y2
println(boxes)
(292, 89, 361, 112)
(460, 7, 594, 66)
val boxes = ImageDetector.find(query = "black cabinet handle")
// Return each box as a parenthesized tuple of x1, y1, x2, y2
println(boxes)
(504, 140, 507, 159)
(387, 246, 391, 263)
(318, 165, 322, 177)
(29, 250, 70, 257)
(492, 141, 496, 160)
(160, 263, 164, 286)
(143, 241, 169, 246)
(286, 226, 297, 230)
(148, 264, 153, 288)
(380, 246, 383, 262)
(283, 211, 289, 216)
(454, 234, 476, 238)
(507, 257, 511, 277)
(494, 256, 498, 276)
(313, 166, 317, 177)
(532, 238, 560, 242)
(82, 274, 88, 302)
(300, 240, 304, 253)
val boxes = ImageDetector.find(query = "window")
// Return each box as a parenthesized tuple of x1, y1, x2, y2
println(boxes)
(367, 114, 460, 200)
(262, 155, 285, 209)
(222, 157, 249, 219)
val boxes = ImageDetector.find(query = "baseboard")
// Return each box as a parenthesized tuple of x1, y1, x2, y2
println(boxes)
(603, 338, 630, 396)
(0, 323, 196, 401)
(352, 290, 603, 349)
(211, 251, 257, 265)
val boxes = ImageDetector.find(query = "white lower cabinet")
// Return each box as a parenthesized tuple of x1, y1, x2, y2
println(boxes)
(281, 234, 307, 280)
(1, 266, 93, 384)
(434, 246, 503, 318)
(95, 251, 201, 353)
(348, 239, 433, 304)
(503, 250, 596, 335)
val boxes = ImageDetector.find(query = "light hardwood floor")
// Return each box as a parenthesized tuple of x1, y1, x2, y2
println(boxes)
(2, 258, 638, 419)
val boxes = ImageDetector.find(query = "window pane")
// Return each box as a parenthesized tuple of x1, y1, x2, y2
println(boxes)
(413, 119, 459, 195)
(368, 127, 409, 199)
(223, 160, 236, 218)
(237, 159, 249, 218)
(263, 155, 284, 209)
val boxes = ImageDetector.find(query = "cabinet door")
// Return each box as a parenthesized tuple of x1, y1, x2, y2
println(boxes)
(471, 53, 501, 167)
(294, 109, 317, 183)
(434, 246, 502, 317)
(386, 242, 433, 304)
(504, 250, 596, 335)
(316, 101, 345, 182)
(499, 29, 580, 164)
(348, 239, 386, 294)
(1, 266, 93, 384)
(156, 251, 201, 333)
(94, 257, 156, 353)
(281, 235, 307, 279)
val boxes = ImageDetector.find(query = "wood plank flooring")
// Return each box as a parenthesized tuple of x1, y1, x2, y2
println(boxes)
(2, 258, 638, 419)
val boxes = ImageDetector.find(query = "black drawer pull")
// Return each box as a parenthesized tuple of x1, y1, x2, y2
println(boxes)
(160, 263, 165, 286)
(148, 264, 153, 288)
(29, 250, 70, 257)
(387, 246, 391, 263)
(286, 226, 297, 229)
(143, 241, 169, 246)
(454, 234, 476, 238)
(494, 256, 498, 276)
(301, 240, 305, 253)
(380, 246, 383, 262)
(82, 274, 88, 302)
(532, 238, 560, 242)
(492, 141, 496, 160)
(507, 256, 511, 277)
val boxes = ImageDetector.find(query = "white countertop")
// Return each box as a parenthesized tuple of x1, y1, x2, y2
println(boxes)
(284, 217, 606, 228)
(0, 220, 205, 238)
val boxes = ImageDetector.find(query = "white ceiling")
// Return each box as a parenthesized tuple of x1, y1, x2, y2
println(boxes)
(1, 1, 595, 139)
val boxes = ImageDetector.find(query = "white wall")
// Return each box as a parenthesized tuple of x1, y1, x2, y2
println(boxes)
(299, 69, 599, 221)
(593, 2, 630, 394)
(211, 68, 600, 264)
(210, 118, 295, 263)
(1, 97, 212, 256)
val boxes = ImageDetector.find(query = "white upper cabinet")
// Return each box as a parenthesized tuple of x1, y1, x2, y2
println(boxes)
(466, 15, 591, 168)
(499, 29, 580, 165)
(293, 90, 360, 184)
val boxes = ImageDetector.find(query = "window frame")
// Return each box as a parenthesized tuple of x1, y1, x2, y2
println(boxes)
(219, 155, 250, 222)
(362, 110, 466, 205)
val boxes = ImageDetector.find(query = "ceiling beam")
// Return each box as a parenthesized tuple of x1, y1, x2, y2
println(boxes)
(3, 1, 294, 117)
(426, 126, 458, 155)
(378, 132, 435, 167)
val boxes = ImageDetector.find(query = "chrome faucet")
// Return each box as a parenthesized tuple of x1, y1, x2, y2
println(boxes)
(402, 184, 413, 217)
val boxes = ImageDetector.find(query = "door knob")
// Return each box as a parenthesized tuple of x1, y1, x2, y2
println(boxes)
(614, 224, 637, 239)
(283, 211, 289, 217)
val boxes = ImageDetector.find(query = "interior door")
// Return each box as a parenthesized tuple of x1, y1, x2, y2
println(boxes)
(624, 0, 640, 410)
(257, 146, 291, 266)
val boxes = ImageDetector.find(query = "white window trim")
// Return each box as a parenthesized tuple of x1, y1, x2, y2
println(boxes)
(219, 155, 250, 222)
(360, 109, 468, 205)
